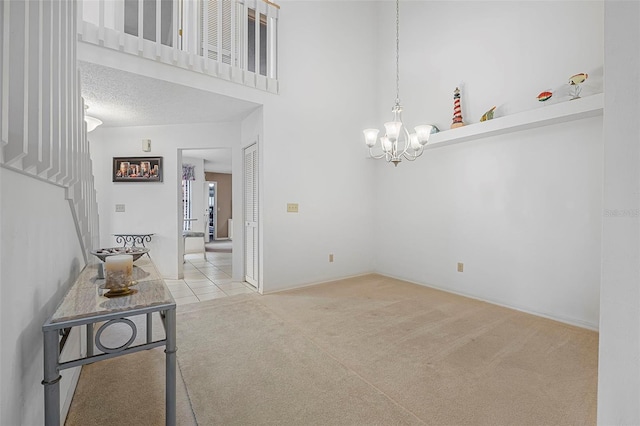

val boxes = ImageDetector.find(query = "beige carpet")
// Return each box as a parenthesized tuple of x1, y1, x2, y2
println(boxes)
(66, 274, 598, 425)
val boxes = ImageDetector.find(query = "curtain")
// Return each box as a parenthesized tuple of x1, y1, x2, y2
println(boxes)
(182, 164, 196, 181)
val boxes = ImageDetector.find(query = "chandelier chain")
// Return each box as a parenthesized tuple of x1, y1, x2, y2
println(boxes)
(362, 0, 432, 166)
(395, 0, 400, 105)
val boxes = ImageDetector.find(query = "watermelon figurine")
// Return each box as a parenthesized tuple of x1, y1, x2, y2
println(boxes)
(537, 91, 553, 102)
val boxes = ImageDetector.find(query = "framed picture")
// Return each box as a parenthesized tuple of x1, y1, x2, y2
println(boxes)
(113, 156, 163, 182)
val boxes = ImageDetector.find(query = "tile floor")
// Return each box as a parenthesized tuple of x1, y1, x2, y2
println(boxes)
(166, 251, 256, 305)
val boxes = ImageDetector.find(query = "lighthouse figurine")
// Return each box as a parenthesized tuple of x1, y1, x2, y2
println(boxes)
(451, 87, 466, 129)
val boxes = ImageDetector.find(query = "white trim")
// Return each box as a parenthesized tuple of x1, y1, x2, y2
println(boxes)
(378, 272, 599, 331)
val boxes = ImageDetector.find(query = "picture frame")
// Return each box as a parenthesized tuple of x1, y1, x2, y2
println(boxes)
(113, 156, 163, 182)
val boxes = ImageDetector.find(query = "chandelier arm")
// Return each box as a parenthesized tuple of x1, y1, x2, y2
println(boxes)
(402, 149, 423, 161)
(368, 148, 387, 160)
(398, 124, 411, 157)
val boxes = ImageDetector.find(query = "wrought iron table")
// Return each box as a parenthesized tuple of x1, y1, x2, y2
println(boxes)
(113, 233, 154, 248)
(41, 258, 176, 426)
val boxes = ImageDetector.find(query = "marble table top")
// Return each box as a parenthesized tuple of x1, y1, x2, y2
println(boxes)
(45, 258, 174, 328)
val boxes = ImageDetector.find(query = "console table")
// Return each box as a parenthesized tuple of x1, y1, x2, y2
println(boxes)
(42, 258, 176, 426)
(113, 233, 154, 248)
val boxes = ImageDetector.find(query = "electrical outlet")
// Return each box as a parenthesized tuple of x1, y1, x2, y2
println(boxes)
(287, 203, 299, 213)
(329, 254, 334, 263)
(115, 204, 125, 212)
(457, 262, 464, 272)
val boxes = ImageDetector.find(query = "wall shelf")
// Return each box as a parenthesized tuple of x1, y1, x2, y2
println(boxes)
(426, 93, 604, 150)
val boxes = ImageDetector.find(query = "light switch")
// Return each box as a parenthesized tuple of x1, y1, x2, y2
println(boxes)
(287, 203, 299, 213)
(115, 204, 125, 212)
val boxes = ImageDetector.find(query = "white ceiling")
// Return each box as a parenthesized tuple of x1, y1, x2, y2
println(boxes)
(79, 61, 259, 172)
(184, 148, 233, 174)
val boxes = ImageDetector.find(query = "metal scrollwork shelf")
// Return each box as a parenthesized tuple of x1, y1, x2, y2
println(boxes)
(113, 233, 154, 248)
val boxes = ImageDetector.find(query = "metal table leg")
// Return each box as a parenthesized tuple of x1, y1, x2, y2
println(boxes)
(146, 312, 153, 343)
(165, 308, 177, 426)
(86, 323, 94, 357)
(42, 329, 61, 426)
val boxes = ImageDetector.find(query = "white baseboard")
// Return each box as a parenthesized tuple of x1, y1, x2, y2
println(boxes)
(378, 272, 599, 331)
(261, 272, 374, 295)
(59, 326, 84, 423)
(61, 365, 82, 422)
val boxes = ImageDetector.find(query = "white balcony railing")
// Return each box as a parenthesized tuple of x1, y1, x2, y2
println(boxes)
(78, 0, 279, 93)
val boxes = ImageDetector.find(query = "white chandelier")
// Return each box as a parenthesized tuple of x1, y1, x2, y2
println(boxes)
(363, 0, 432, 166)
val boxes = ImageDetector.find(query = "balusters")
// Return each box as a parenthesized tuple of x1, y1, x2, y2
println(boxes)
(1, 0, 100, 262)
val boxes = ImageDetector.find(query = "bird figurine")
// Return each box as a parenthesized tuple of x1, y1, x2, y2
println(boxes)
(569, 73, 588, 85)
(480, 106, 496, 122)
(569, 73, 588, 99)
(537, 91, 553, 102)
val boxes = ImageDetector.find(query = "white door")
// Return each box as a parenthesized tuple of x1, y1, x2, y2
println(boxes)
(244, 143, 258, 287)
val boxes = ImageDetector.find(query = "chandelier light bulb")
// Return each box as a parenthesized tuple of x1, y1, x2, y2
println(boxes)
(384, 121, 402, 142)
(381, 136, 393, 153)
(414, 125, 434, 145)
(363, 129, 380, 147)
(85, 115, 103, 132)
(409, 133, 421, 150)
(84, 104, 103, 133)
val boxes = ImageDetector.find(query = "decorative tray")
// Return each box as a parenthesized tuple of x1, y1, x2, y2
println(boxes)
(90, 247, 150, 262)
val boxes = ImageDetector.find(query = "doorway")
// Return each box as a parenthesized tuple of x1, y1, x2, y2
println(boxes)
(180, 148, 234, 268)
(204, 171, 233, 241)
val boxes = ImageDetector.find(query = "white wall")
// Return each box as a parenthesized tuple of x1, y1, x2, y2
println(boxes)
(258, 1, 378, 291)
(372, 1, 604, 328)
(381, 1, 604, 131)
(89, 122, 239, 280)
(0, 169, 84, 425)
(598, 1, 640, 423)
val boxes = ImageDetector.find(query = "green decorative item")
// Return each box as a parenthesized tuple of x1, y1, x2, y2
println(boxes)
(480, 106, 496, 122)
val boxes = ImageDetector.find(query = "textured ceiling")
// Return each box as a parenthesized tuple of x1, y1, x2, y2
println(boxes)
(79, 62, 259, 127)
(79, 62, 256, 171)
(185, 148, 233, 174)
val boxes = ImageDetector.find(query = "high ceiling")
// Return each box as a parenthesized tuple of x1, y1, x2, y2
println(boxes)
(79, 62, 258, 172)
